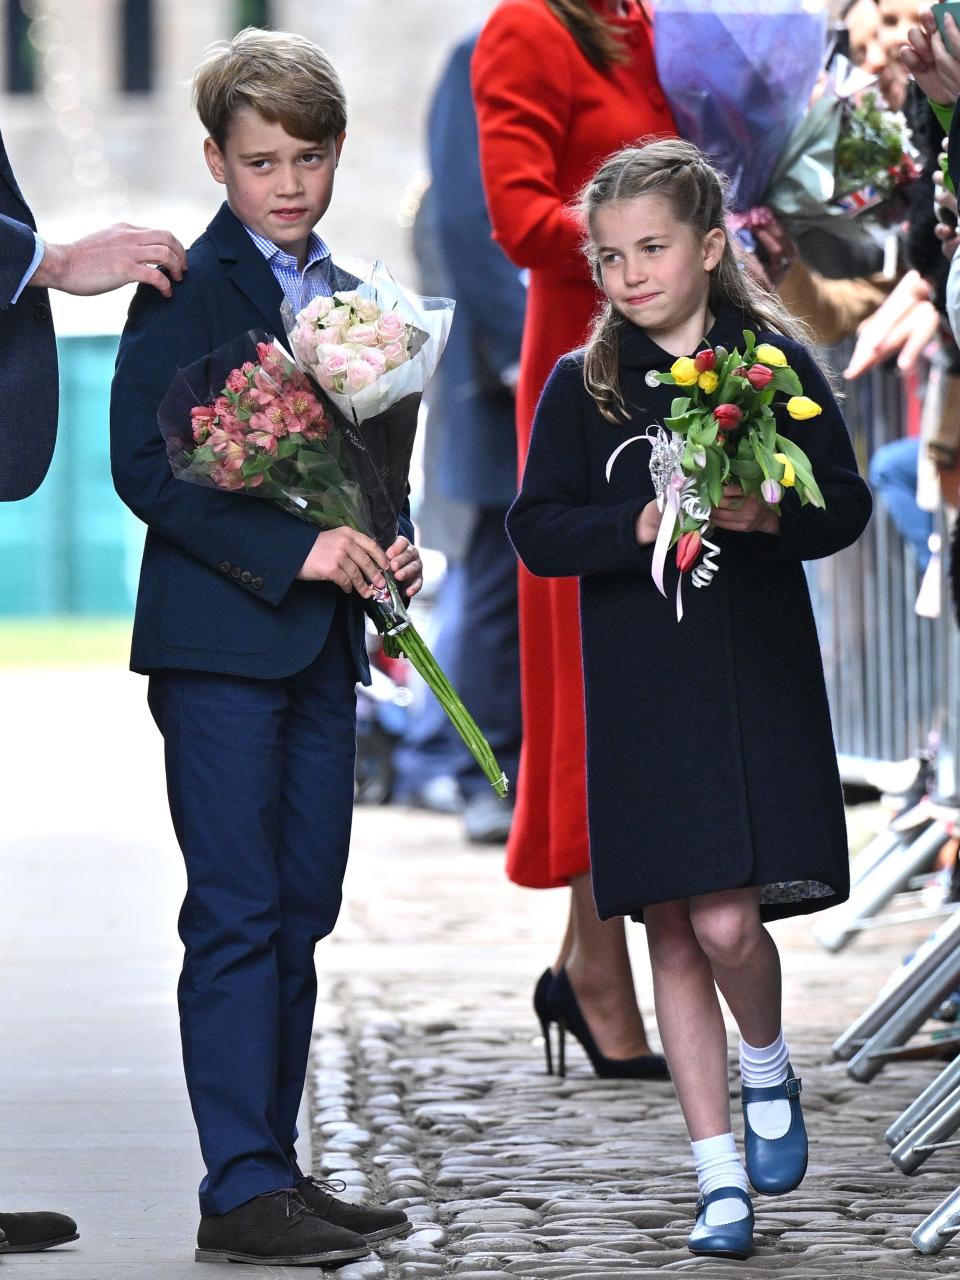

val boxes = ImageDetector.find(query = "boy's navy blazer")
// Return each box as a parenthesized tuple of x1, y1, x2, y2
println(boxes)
(0, 128, 58, 501)
(111, 202, 409, 682)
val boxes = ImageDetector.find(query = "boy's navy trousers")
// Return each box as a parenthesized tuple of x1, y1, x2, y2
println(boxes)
(147, 605, 357, 1216)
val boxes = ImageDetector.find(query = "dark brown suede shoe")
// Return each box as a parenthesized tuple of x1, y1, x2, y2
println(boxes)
(195, 1188, 369, 1266)
(0, 1210, 78, 1252)
(297, 1176, 412, 1243)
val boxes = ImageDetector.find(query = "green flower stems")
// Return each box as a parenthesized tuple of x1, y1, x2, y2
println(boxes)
(386, 609, 509, 799)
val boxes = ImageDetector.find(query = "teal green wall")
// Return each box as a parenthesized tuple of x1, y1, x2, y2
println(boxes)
(0, 334, 143, 616)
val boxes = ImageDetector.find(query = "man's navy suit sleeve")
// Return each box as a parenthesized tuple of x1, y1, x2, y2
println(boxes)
(429, 38, 525, 377)
(0, 212, 37, 309)
(110, 274, 317, 608)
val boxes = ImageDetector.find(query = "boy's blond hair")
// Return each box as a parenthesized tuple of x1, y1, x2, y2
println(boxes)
(193, 27, 347, 150)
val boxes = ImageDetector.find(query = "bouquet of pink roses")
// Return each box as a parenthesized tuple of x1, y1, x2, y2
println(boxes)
(158, 275, 507, 798)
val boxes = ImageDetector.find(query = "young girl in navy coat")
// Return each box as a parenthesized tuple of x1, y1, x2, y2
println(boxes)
(507, 139, 872, 1261)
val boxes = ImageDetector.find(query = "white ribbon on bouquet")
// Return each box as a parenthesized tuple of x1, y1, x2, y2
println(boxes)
(606, 425, 720, 621)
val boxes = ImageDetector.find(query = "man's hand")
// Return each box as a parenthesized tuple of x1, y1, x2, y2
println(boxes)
(297, 527, 389, 596)
(902, 12, 960, 106)
(31, 223, 187, 298)
(386, 535, 423, 599)
(711, 485, 781, 535)
(843, 270, 939, 380)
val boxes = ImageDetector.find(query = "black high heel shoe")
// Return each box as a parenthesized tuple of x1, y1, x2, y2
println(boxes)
(550, 967, 670, 1080)
(533, 967, 556, 1075)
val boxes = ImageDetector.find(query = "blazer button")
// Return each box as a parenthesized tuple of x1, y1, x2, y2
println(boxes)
(219, 560, 231, 573)
(240, 570, 252, 584)
(231, 566, 242, 579)
(33, 301, 50, 320)
(251, 576, 263, 590)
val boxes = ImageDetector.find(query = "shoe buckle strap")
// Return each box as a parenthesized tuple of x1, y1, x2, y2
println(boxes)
(785, 1075, 802, 1099)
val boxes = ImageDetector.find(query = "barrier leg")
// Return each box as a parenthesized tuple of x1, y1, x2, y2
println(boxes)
(885, 1056, 960, 1147)
(891, 1085, 960, 1173)
(832, 907, 960, 1062)
(912, 1185, 960, 1254)
(814, 821, 944, 954)
(847, 942, 960, 1082)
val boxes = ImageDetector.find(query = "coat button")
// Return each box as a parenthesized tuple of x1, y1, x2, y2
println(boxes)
(240, 570, 252, 584)
(219, 560, 231, 573)
(231, 566, 242, 579)
(33, 301, 50, 320)
(252, 576, 263, 590)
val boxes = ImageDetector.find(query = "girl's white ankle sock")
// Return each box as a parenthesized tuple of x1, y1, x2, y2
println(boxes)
(691, 1132, 750, 1225)
(739, 1029, 792, 1140)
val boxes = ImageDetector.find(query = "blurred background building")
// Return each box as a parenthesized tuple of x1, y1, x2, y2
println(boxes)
(0, 0, 493, 616)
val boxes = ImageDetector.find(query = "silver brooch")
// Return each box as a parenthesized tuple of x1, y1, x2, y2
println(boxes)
(645, 370, 660, 388)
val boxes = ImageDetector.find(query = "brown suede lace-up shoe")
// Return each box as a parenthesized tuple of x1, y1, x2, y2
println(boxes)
(297, 1176, 412, 1243)
(195, 1188, 369, 1266)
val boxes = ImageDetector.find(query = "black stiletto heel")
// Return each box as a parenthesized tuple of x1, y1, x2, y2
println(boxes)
(551, 967, 670, 1080)
(533, 968, 556, 1075)
(557, 1018, 567, 1078)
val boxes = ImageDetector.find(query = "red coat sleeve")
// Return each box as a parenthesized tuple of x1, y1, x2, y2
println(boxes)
(471, 3, 585, 275)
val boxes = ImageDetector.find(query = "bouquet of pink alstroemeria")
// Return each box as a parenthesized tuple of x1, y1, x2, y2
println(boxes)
(158, 266, 508, 798)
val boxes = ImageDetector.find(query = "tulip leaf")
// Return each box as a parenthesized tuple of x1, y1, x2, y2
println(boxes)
(705, 448, 724, 507)
(671, 396, 692, 417)
(774, 434, 826, 508)
(730, 458, 763, 480)
(657, 372, 678, 386)
(771, 367, 803, 397)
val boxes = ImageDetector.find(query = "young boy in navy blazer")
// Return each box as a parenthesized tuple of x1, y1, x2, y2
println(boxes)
(110, 28, 418, 1268)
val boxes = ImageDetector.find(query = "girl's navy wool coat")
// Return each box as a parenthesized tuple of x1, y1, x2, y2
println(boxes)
(507, 305, 873, 922)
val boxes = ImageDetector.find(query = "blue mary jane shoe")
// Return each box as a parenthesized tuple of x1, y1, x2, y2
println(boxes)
(687, 1186, 754, 1259)
(742, 1063, 808, 1195)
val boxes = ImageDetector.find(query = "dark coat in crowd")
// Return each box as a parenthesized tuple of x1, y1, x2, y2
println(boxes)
(427, 34, 524, 512)
(0, 128, 58, 501)
(507, 304, 873, 922)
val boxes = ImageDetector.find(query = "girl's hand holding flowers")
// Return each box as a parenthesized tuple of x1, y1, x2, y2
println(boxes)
(711, 484, 781, 536)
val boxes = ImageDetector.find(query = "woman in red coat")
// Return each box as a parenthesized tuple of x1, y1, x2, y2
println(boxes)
(472, 0, 677, 1073)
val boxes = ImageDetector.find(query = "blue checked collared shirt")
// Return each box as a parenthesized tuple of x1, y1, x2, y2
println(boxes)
(242, 224, 335, 313)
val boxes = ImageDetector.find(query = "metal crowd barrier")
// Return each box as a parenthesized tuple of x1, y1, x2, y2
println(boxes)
(807, 348, 936, 771)
(811, 345, 960, 1255)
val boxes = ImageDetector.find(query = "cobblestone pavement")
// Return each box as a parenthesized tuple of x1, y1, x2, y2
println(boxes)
(312, 805, 960, 1279)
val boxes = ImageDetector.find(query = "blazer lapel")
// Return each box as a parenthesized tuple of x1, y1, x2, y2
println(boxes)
(207, 202, 286, 336)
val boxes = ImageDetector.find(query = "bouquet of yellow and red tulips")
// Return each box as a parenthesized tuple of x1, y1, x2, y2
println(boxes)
(644, 330, 824, 618)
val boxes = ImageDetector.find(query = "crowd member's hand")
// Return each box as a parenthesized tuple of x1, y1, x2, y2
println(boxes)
(902, 10, 960, 106)
(752, 217, 797, 289)
(934, 166, 960, 260)
(711, 485, 780, 535)
(31, 223, 187, 298)
(843, 269, 939, 379)
(386, 535, 423, 599)
(297, 527, 389, 596)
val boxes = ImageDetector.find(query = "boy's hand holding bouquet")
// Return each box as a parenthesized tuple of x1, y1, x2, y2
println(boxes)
(159, 265, 508, 796)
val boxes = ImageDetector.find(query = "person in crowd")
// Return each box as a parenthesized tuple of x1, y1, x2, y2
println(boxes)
(421, 31, 524, 843)
(508, 138, 872, 1261)
(472, 0, 672, 1080)
(110, 28, 417, 1267)
(0, 126, 186, 1253)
